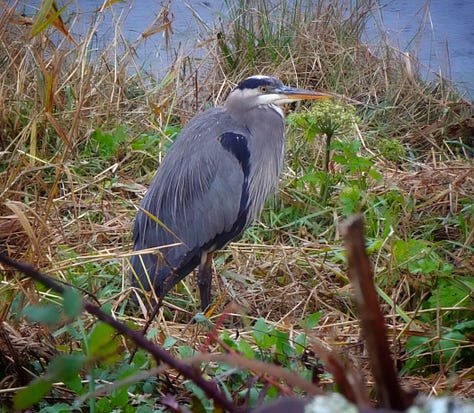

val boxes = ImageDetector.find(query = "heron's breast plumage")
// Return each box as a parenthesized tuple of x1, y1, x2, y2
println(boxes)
(243, 105, 286, 224)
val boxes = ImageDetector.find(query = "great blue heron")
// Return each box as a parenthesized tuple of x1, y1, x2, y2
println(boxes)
(131, 75, 331, 310)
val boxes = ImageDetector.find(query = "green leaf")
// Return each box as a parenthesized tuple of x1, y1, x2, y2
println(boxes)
(142, 380, 156, 395)
(96, 397, 111, 411)
(49, 354, 85, 383)
(332, 154, 348, 165)
(453, 319, 474, 333)
(299, 171, 327, 185)
(39, 403, 73, 413)
(393, 239, 430, 271)
(252, 318, 276, 350)
(368, 168, 383, 182)
(266, 385, 279, 400)
(425, 278, 471, 309)
(131, 133, 160, 151)
(347, 156, 374, 172)
(274, 329, 295, 358)
(62, 288, 83, 318)
(135, 406, 154, 413)
(178, 345, 197, 359)
(145, 327, 158, 340)
(439, 330, 465, 363)
(110, 386, 129, 407)
(14, 377, 52, 409)
(294, 333, 307, 354)
(193, 313, 214, 328)
(23, 303, 61, 326)
(114, 125, 128, 144)
(219, 330, 238, 350)
(185, 381, 213, 412)
(409, 257, 438, 274)
(92, 129, 115, 157)
(85, 126, 128, 158)
(299, 312, 322, 330)
(163, 336, 177, 349)
(87, 322, 120, 362)
(402, 335, 431, 374)
(339, 186, 362, 215)
(237, 338, 255, 358)
(405, 335, 428, 355)
(63, 373, 83, 394)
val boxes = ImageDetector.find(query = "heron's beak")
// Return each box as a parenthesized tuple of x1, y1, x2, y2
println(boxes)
(278, 86, 332, 101)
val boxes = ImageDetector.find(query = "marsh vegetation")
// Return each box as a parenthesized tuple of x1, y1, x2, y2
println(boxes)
(0, 0, 473, 411)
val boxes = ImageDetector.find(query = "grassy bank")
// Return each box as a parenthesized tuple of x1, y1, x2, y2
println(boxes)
(1, 0, 473, 411)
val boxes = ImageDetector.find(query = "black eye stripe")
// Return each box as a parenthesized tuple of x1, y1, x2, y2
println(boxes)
(236, 77, 283, 91)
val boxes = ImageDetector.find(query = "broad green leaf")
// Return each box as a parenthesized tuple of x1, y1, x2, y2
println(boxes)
(38, 403, 72, 412)
(252, 318, 276, 350)
(274, 330, 294, 358)
(163, 336, 177, 349)
(110, 386, 129, 407)
(178, 345, 197, 359)
(368, 168, 383, 181)
(63, 373, 83, 394)
(405, 335, 429, 355)
(87, 322, 120, 362)
(299, 312, 322, 330)
(96, 397, 111, 411)
(425, 278, 472, 309)
(219, 330, 238, 350)
(131, 133, 160, 151)
(439, 330, 465, 363)
(193, 312, 214, 328)
(62, 288, 82, 318)
(14, 378, 52, 409)
(145, 327, 158, 340)
(49, 354, 85, 382)
(332, 154, 348, 165)
(299, 171, 327, 185)
(453, 320, 474, 333)
(237, 338, 254, 358)
(135, 406, 154, 413)
(23, 303, 61, 326)
(393, 239, 430, 270)
(294, 333, 307, 354)
(347, 156, 374, 171)
(339, 186, 362, 215)
(185, 381, 212, 412)
(409, 257, 438, 274)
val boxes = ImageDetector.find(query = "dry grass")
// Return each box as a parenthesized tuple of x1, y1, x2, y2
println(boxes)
(0, 0, 473, 408)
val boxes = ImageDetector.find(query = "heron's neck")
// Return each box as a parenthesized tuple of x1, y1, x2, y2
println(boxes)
(225, 102, 285, 125)
(266, 103, 284, 119)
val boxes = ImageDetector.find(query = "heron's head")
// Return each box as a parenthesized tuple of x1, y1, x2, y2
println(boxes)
(225, 75, 331, 111)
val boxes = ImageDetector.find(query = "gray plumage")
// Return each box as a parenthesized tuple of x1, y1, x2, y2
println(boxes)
(131, 76, 330, 310)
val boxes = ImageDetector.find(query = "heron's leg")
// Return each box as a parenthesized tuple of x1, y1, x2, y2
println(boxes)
(197, 252, 214, 311)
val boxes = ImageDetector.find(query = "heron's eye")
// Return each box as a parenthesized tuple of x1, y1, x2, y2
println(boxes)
(259, 86, 268, 93)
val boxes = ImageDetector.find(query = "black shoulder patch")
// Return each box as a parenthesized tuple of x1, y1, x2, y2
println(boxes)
(219, 132, 250, 176)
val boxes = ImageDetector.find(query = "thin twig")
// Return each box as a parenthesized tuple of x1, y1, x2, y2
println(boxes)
(0, 252, 242, 413)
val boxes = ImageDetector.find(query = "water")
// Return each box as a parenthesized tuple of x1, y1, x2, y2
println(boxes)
(372, 0, 474, 99)
(15, 1, 474, 99)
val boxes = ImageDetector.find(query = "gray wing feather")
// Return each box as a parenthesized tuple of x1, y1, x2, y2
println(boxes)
(131, 108, 246, 292)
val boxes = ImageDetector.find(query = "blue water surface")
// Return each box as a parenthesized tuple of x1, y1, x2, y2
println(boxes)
(17, 0, 474, 99)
